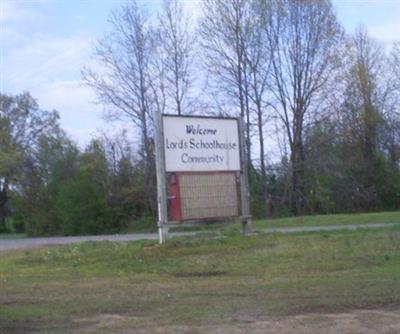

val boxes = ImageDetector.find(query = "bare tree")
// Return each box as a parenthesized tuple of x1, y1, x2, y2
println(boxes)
(199, 0, 253, 164)
(392, 41, 400, 90)
(262, 0, 342, 215)
(245, 1, 272, 217)
(157, 0, 195, 115)
(82, 1, 157, 213)
(388, 41, 400, 170)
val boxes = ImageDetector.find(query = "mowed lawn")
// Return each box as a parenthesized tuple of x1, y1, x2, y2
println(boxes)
(170, 210, 400, 233)
(254, 210, 400, 229)
(1, 220, 400, 332)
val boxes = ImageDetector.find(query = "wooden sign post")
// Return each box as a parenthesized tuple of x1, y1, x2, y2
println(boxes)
(154, 110, 168, 244)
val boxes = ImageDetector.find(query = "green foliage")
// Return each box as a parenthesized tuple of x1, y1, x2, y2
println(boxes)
(0, 92, 60, 232)
(249, 167, 266, 218)
(374, 154, 400, 209)
(124, 215, 156, 232)
(5, 119, 156, 236)
(55, 174, 113, 235)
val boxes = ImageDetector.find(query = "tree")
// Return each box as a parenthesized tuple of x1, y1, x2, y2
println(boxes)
(17, 131, 79, 235)
(55, 140, 112, 235)
(157, 0, 195, 115)
(391, 41, 400, 90)
(262, 0, 342, 215)
(387, 41, 400, 171)
(246, 1, 272, 217)
(200, 0, 253, 164)
(303, 119, 342, 213)
(100, 131, 151, 224)
(338, 28, 398, 209)
(83, 1, 158, 214)
(0, 93, 59, 231)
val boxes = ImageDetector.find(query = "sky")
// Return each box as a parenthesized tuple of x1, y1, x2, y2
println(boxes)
(2, 0, 400, 147)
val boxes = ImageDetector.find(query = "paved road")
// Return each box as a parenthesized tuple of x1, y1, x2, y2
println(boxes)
(0, 232, 197, 253)
(1, 223, 398, 253)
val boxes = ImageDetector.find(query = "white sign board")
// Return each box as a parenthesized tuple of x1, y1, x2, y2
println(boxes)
(163, 115, 241, 172)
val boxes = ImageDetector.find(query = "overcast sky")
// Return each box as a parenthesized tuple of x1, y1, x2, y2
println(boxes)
(2, 0, 400, 147)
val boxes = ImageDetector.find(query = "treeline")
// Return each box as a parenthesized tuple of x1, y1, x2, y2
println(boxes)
(1, 0, 400, 235)
(0, 93, 154, 235)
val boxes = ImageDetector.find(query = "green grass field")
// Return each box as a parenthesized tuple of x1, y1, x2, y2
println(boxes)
(0, 234, 26, 240)
(1, 213, 400, 333)
(170, 210, 400, 233)
(254, 210, 400, 229)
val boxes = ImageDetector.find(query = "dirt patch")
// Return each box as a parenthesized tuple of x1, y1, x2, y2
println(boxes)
(173, 271, 229, 278)
(79, 308, 400, 334)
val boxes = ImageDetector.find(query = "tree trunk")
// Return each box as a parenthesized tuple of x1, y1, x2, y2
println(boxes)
(174, 53, 182, 116)
(141, 113, 156, 215)
(256, 101, 271, 219)
(0, 180, 9, 231)
(290, 138, 305, 216)
(362, 101, 378, 207)
(243, 67, 252, 168)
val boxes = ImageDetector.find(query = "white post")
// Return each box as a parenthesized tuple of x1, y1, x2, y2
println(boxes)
(239, 117, 252, 234)
(154, 111, 168, 244)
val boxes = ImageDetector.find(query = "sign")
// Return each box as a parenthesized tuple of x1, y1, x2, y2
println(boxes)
(154, 112, 251, 244)
(163, 115, 240, 172)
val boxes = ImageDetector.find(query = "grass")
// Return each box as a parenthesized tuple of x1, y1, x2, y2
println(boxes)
(1, 211, 399, 238)
(0, 233, 26, 240)
(253, 210, 400, 229)
(1, 222, 400, 333)
(170, 210, 400, 233)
